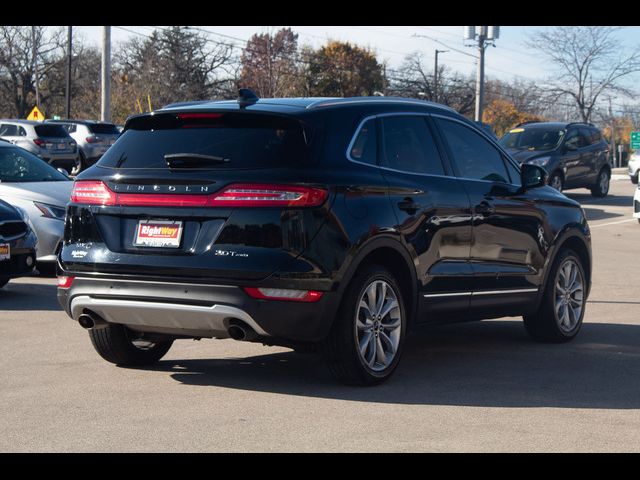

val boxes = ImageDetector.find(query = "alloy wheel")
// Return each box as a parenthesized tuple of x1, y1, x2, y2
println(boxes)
(355, 280, 402, 372)
(554, 258, 584, 333)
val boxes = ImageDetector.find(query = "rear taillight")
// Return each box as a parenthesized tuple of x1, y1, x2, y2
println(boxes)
(71, 181, 117, 205)
(85, 136, 98, 143)
(70, 181, 327, 208)
(57, 276, 75, 288)
(210, 184, 327, 207)
(33, 138, 45, 147)
(243, 287, 323, 303)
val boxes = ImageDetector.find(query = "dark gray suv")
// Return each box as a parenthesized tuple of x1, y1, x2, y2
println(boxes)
(500, 122, 611, 197)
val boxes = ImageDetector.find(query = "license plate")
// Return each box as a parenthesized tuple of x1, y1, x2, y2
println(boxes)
(57, 143, 66, 150)
(134, 220, 183, 248)
(0, 243, 9, 261)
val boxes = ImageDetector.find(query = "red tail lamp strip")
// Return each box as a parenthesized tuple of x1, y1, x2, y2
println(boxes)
(243, 287, 323, 303)
(71, 181, 327, 208)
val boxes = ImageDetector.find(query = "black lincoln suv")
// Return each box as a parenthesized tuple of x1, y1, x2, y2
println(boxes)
(57, 94, 592, 385)
(500, 121, 611, 197)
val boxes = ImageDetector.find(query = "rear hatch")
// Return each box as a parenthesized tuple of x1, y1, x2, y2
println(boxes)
(34, 124, 76, 154)
(61, 110, 329, 281)
(86, 122, 120, 147)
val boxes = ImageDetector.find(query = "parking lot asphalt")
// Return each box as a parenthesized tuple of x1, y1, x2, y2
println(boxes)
(1, 179, 639, 452)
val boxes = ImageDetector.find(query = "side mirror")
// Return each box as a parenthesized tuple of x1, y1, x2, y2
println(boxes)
(57, 168, 70, 178)
(520, 163, 547, 190)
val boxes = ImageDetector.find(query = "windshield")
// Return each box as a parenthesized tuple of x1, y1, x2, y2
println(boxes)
(0, 147, 70, 182)
(500, 128, 565, 152)
(98, 112, 311, 170)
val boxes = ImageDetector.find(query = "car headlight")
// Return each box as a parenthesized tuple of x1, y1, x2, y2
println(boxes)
(34, 201, 66, 220)
(527, 156, 551, 167)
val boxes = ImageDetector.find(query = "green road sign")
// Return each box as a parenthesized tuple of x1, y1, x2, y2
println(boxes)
(631, 131, 640, 149)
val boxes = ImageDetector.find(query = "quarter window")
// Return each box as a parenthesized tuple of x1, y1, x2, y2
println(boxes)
(435, 118, 509, 183)
(349, 119, 377, 165)
(380, 116, 445, 175)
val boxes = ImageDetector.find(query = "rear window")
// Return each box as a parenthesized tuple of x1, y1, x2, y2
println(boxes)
(34, 125, 68, 138)
(98, 112, 312, 170)
(88, 123, 120, 135)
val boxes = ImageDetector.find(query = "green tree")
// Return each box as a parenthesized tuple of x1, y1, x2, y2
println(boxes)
(303, 41, 383, 97)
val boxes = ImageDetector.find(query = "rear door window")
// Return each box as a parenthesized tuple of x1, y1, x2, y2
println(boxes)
(380, 116, 445, 175)
(0, 124, 18, 136)
(99, 112, 312, 170)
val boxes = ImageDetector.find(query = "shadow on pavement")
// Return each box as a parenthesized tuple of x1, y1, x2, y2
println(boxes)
(0, 282, 61, 311)
(149, 320, 640, 409)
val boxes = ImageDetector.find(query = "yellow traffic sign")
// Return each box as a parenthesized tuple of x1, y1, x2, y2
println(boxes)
(27, 106, 45, 122)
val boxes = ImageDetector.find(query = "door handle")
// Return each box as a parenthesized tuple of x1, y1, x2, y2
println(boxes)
(475, 200, 495, 216)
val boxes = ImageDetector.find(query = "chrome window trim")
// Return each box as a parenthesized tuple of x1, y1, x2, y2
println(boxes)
(307, 98, 457, 112)
(345, 112, 453, 179)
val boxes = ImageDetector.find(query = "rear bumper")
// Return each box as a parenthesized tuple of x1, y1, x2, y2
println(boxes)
(57, 276, 341, 342)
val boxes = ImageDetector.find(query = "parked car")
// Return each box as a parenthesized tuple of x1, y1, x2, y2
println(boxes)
(628, 152, 640, 184)
(0, 142, 72, 264)
(0, 199, 37, 288)
(47, 120, 121, 175)
(500, 121, 611, 197)
(634, 183, 640, 224)
(57, 94, 592, 385)
(0, 120, 79, 174)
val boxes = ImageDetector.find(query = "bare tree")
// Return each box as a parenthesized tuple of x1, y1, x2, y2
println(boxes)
(388, 53, 476, 116)
(527, 26, 640, 123)
(0, 26, 64, 117)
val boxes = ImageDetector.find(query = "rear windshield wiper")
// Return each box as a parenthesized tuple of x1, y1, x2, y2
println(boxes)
(164, 153, 230, 168)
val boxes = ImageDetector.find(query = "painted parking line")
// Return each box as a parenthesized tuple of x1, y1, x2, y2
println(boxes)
(590, 218, 638, 228)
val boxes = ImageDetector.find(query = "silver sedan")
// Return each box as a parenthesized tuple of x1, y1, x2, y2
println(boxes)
(0, 142, 72, 263)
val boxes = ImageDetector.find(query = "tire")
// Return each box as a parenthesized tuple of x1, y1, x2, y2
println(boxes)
(523, 248, 587, 343)
(70, 151, 85, 177)
(631, 172, 639, 184)
(548, 171, 563, 192)
(0, 279, 8, 289)
(321, 265, 406, 385)
(590, 168, 610, 198)
(88, 323, 173, 366)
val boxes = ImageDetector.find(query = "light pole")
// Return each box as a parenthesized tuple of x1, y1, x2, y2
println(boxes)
(65, 26, 72, 119)
(464, 26, 499, 123)
(101, 26, 111, 122)
(434, 49, 447, 103)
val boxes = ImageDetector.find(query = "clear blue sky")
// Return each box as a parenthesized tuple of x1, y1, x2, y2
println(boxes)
(74, 26, 640, 106)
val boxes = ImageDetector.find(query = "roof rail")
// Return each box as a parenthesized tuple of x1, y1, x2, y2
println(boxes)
(514, 120, 541, 128)
(566, 122, 595, 128)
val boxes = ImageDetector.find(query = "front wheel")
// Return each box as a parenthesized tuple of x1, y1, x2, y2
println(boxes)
(590, 168, 610, 197)
(89, 323, 173, 366)
(548, 171, 563, 192)
(523, 249, 587, 343)
(631, 172, 639, 184)
(321, 265, 406, 385)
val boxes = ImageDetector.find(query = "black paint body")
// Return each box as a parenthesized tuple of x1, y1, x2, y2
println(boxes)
(58, 98, 592, 343)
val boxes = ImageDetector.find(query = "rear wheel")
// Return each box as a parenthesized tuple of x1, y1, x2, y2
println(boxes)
(523, 249, 587, 343)
(70, 151, 85, 176)
(88, 323, 173, 366)
(321, 265, 406, 385)
(548, 171, 563, 192)
(590, 168, 610, 197)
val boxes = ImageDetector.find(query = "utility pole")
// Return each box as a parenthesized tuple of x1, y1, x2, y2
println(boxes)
(464, 26, 499, 123)
(32, 26, 40, 109)
(65, 26, 72, 119)
(101, 26, 111, 122)
(434, 49, 447, 103)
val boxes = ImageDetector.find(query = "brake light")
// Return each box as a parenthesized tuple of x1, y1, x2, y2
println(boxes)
(210, 184, 327, 207)
(70, 181, 327, 208)
(85, 136, 98, 143)
(57, 276, 75, 288)
(71, 181, 117, 205)
(33, 138, 45, 147)
(243, 287, 323, 303)
(177, 113, 224, 120)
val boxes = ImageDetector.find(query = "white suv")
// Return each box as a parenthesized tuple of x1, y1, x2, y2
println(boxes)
(629, 153, 640, 184)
